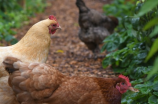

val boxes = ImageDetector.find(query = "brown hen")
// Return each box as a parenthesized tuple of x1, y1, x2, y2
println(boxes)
(3, 57, 138, 104)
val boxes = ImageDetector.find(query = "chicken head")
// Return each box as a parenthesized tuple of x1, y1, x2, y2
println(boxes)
(116, 74, 139, 94)
(48, 15, 61, 34)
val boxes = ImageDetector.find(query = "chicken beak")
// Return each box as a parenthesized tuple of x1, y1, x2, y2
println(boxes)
(128, 87, 139, 92)
(56, 25, 62, 30)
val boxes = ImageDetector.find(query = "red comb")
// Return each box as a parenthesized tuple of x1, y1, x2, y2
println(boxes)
(49, 15, 57, 21)
(118, 74, 131, 86)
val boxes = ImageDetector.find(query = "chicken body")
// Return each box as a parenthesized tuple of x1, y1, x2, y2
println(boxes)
(3, 57, 138, 104)
(76, 0, 118, 53)
(0, 16, 60, 104)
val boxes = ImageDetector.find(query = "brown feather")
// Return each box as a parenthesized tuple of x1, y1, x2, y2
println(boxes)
(4, 57, 137, 104)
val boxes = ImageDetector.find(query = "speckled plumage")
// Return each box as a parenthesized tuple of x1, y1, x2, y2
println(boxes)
(4, 57, 138, 104)
(0, 18, 59, 104)
(76, 0, 118, 53)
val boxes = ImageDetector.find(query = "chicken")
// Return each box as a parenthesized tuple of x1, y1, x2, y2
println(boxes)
(0, 15, 61, 104)
(3, 57, 139, 104)
(76, 0, 118, 55)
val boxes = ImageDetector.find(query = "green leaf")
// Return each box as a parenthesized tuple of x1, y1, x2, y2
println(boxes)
(149, 26, 158, 37)
(148, 95, 158, 104)
(144, 18, 158, 30)
(121, 92, 139, 104)
(153, 92, 158, 97)
(101, 33, 120, 52)
(5, 35, 13, 42)
(102, 57, 111, 68)
(11, 38, 18, 45)
(131, 79, 144, 85)
(135, 82, 153, 94)
(113, 67, 126, 73)
(145, 39, 158, 62)
(133, 67, 151, 78)
(137, 52, 147, 60)
(153, 83, 158, 91)
(142, 66, 152, 74)
(137, 0, 158, 17)
(147, 58, 158, 80)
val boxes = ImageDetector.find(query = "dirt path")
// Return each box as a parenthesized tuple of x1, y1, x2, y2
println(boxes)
(15, 0, 115, 78)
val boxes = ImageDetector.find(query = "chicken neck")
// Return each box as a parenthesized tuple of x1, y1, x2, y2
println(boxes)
(11, 19, 52, 63)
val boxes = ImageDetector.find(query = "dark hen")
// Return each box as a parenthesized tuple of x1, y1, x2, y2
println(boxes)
(76, 0, 118, 55)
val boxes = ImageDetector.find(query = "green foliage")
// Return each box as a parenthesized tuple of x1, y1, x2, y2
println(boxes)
(0, 0, 21, 11)
(137, 0, 158, 17)
(0, 0, 46, 44)
(138, 0, 158, 79)
(103, 0, 135, 32)
(102, 0, 158, 103)
(122, 76, 158, 104)
(145, 39, 158, 63)
(147, 58, 158, 80)
(103, 0, 135, 17)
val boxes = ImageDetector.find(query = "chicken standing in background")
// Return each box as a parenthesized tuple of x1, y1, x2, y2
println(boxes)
(0, 15, 61, 104)
(76, 0, 118, 56)
(3, 57, 139, 104)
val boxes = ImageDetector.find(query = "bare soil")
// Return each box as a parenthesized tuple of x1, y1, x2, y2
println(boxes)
(14, 0, 115, 78)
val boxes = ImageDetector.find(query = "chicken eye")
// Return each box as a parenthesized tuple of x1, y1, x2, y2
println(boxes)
(52, 24, 57, 27)
(121, 82, 125, 85)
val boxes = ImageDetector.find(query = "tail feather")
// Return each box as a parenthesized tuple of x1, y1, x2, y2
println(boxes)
(3, 57, 20, 74)
(76, 0, 89, 13)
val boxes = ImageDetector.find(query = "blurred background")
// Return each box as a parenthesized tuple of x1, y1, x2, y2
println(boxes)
(0, 0, 158, 103)
(0, 0, 47, 44)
